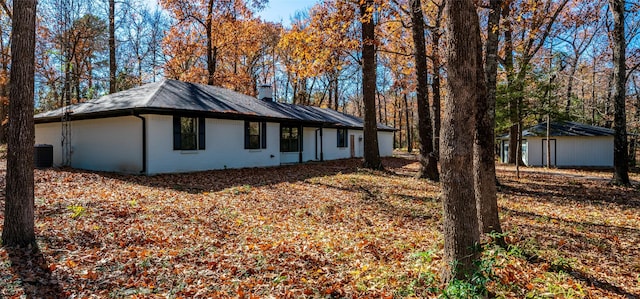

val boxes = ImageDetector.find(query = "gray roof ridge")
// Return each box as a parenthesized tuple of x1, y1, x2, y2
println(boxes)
(139, 79, 168, 108)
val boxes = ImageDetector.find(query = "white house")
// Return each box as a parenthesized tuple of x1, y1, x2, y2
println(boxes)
(35, 80, 395, 175)
(498, 121, 614, 167)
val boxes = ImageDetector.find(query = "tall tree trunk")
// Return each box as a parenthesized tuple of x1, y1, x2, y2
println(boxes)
(633, 76, 640, 165)
(377, 89, 383, 124)
(411, 0, 438, 180)
(109, 0, 116, 94)
(476, 0, 504, 240)
(502, 3, 519, 165)
(404, 93, 412, 152)
(0, 68, 7, 144)
(431, 37, 441, 159)
(609, 0, 630, 185)
(361, 0, 382, 170)
(565, 60, 579, 115)
(442, 0, 482, 282)
(206, 0, 215, 85)
(2, 0, 37, 247)
(0, 29, 8, 143)
(333, 76, 339, 111)
(393, 95, 398, 148)
(591, 59, 597, 124)
(430, 2, 444, 160)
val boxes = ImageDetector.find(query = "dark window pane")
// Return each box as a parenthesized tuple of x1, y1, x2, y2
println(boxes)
(249, 122, 260, 135)
(249, 135, 260, 149)
(280, 126, 299, 152)
(337, 129, 348, 147)
(179, 117, 197, 150)
(245, 121, 263, 149)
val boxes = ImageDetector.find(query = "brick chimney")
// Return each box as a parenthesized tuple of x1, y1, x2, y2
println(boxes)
(257, 84, 273, 102)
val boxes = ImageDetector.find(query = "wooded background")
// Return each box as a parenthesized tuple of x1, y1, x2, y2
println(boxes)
(0, 0, 638, 162)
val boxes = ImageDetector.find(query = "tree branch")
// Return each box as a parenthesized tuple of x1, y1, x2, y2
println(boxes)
(0, 0, 11, 19)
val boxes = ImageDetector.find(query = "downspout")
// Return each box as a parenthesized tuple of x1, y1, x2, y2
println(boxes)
(298, 125, 303, 163)
(134, 113, 147, 174)
(315, 127, 324, 161)
(320, 126, 324, 161)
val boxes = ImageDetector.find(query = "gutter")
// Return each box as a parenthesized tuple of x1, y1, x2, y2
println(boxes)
(35, 108, 398, 132)
(133, 113, 147, 175)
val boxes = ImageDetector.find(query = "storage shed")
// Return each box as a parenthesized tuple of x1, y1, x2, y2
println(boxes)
(498, 121, 614, 167)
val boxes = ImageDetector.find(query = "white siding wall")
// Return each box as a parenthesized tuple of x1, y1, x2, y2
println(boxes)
(321, 128, 352, 160)
(35, 116, 143, 173)
(525, 136, 613, 167)
(525, 138, 541, 166)
(280, 152, 299, 164)
(378, 131, 394, 157)
(36, 115, 397, 174)
(557, 136, 613, 167)
(146, 115, 280, 174)
(352, 131, 364, 157)
(34, 123, 63, 166)
(299, 128, 393, 160)
(302, 127, 319, 162)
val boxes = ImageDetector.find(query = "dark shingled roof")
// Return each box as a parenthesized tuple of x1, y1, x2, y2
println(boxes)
(35, 79, 395, 131)
(499, 121, 614, 138)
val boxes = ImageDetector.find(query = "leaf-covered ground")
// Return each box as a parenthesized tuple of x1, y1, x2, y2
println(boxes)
(0, 154, 639, 298)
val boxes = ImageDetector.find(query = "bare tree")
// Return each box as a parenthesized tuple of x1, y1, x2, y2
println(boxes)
(475, 0, 504, 241)
(361, 0, 382, 170)
(411, 0, 438, 180)
(109, 0, 116, 93)
(609, 0, 630, 185)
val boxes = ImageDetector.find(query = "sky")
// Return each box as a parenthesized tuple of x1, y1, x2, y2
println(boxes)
(143, 0, 319, 27)
(258, 0, 318, 26)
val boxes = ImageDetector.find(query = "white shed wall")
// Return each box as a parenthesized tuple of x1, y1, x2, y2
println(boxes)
(525, 136, 613, 167)
(525, 138, 541, 166)
(145, 115, 281, 174)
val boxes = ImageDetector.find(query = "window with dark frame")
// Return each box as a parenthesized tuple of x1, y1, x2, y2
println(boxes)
(245, 121, 267, 149)
(337, 128, 348, 148)
(173, 116, 205, 150)
(280, 125, 299, 152)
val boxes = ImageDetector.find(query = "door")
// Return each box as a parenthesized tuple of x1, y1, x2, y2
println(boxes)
(501, 141, 509, 163)
(542, 139, 556, 167)
(521, 140, 528, 166)
(350, 135, 355, 158)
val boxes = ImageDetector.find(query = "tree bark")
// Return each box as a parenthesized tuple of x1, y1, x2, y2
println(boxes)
(109, 0, 116, 93)
(476, 0, 504, 240)
(430, 2, 444, 160)
(565, 61, 577, 115)
(609, 0, 630, 185)
(404, 93, 412, 152)
(361, 0, 382, 170)
(502, 3, 520, 165)
(206, 0, 216, 85)
(2, 0, 37, 247)
(441, 0, 482, 282)
(411, 0, 438, 181)
(431, 37, 441, 159)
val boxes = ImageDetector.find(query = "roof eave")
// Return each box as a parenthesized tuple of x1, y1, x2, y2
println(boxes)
(34, 108, 396, 131)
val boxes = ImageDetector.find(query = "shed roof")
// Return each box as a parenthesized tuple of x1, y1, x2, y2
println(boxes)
(499, 121, 615, 138)
(35, 79, 395, 131)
